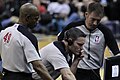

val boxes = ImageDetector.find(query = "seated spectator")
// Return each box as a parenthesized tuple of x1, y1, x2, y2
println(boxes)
(47, 0, 70, 33)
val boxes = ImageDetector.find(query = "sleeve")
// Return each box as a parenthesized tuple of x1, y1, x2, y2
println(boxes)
(47, 53, 69, 70)
(99, 24, 120, 55)
(23, 37, 41, 63)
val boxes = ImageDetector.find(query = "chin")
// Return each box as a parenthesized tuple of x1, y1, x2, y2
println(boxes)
(89, 28, 96, 31)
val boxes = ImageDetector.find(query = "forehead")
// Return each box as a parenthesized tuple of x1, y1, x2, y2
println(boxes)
(31, 9, 39, 16)
(89, 12, 103, 20)
(75, 37, 85, 43)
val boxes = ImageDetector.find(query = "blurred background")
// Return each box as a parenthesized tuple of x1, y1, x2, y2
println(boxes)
(0, 0, 120, 37)
(0, 0, 120, 80)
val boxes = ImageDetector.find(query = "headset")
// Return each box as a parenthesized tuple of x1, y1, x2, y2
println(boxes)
(64, 29, 101, 80)
(64, 30, 73, 46)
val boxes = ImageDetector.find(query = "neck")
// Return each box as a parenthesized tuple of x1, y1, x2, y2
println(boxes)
(85, 20, 93, 32)
(62, 40, 67, 49)
(18, 21, 32, 32)
(18, 20, 27, 27)
(62, 40, 71, 55)
(85, 20, 88, 29)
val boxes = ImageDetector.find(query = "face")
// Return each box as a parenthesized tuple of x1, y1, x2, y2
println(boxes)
(68, 37, 85, 55)
(85, 11, 102, 31)
(27, 10, 39, 29)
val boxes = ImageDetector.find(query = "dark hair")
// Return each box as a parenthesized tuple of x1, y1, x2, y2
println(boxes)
(87, 2, 104, 17)
(64, 28, 86, 42)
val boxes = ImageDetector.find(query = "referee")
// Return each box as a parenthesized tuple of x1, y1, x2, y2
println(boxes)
(33, 28, 86, 80)
(0, 3, 53, 80)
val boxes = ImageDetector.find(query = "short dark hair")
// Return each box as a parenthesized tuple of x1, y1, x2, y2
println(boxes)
(64, 28, 86, 42)
(87, 2, 104, 17)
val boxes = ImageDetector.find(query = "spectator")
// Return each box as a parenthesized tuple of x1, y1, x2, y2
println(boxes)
(47, 0, 70, 33)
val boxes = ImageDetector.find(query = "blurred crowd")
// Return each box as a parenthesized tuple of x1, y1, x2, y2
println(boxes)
(0, 0, 120, 37)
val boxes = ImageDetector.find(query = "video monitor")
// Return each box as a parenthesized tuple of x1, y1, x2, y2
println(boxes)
(104, 56, 120, 80)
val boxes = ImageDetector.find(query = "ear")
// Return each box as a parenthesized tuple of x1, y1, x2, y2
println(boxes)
(25, 15, 31, 21)
(85, 12, 88, 18)
(67, 38, 73, 46)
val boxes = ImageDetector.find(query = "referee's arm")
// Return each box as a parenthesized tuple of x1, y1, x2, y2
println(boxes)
(31, 60, 53, 80)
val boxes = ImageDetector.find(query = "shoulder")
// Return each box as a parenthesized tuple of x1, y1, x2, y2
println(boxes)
(98, 23, 113, 35)
(18, 25, 37, 41)
(66, 20, 85, 28)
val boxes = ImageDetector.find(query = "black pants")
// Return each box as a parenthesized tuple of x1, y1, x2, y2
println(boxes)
(2, 69, 33, 80)
(75, 68, 101, 80)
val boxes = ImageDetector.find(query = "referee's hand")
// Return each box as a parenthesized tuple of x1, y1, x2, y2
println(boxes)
(74, 50, 84, 60)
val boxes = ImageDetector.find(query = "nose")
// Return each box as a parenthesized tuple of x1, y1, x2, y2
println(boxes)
(93, 20, 98, 26)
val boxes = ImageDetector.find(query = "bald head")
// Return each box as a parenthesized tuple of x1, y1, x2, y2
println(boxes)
(19, 3, 39, 28)
(19, 3, 39, 18)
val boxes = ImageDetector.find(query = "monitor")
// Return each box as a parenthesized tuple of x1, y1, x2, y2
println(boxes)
(104, 55, 120, 80)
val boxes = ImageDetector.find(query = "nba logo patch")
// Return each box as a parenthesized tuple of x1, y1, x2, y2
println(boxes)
(95, 36, 100, 43)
